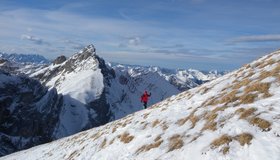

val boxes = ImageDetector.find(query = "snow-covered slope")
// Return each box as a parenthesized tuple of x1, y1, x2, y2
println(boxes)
(3, 50, 279, 160)
(109, 66, 179, 120)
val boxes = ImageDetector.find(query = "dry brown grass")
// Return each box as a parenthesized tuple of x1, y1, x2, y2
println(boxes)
(238, 108, 257, 119)
(244, 71, 255, 79)
(109, 138, 115, 145)
(176, 116, 189, 126)
(253, 62, 262, 68)
(161, 121, 169, 131)
(118, 132, 134, 143)
(112, 127, 117, 133)
(235, 107, 272, 131)
(154, 135, 162, 142)
(202, 121, 217, 131)
(250, 117, 271, 131)
(234, 133, 253, 146)
(161, 107, 168, 111)
(100, 138, 107, 149)
(67, 150, 79, 160)
(211, 134, 232, 148)
(142, 122, 149, 129)
(200, 87, 210, 95)
(152, 119, 161, 127)
(201, 106, 228, 132)
(168, 134, 184, 152)
(136, 135, 163, 154)
(258, 71, 271, 81)
(202, 111, 218, 131)
(121, 118, 133, 128)
(259, 63, 280, 82)
(219, 90, 239, 104)
(239, 93, 257, 104)
(222, 146, 230, 155)
(206, 113, 218, 121)
(259, 59, 276, 69)
(90, 131, 103, 141)
(235, 108, 245, 114)
(143, 113, 150, 119)
(232, 78, 250, 90)
(259, 63, 280, 81)
(210, 133, 254, 155)
(189, 134, 201, 143)
(244, 64, 250, 69)
(202, 96, 218, 106)
(189, 115, 199, 128)
(176, 109, 198, 127)
(212, 105, 228, 113)
(244, 82, 272, 98)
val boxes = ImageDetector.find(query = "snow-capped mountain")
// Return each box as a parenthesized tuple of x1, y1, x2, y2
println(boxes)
(0, 52, 49, 64)
(26, 44, 179, 139)
(110, 64, 225, 91)
(2, 49, 279, 160)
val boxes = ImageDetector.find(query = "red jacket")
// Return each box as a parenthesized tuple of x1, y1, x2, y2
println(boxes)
(141, 91, 151, 103)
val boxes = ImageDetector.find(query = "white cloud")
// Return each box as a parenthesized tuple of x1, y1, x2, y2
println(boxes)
(128, 37, 141, 46)
(230, 34, 280, 43)
(21, 34, 43, 45)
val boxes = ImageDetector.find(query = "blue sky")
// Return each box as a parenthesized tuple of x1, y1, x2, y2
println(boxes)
(0, 0, 279, 70)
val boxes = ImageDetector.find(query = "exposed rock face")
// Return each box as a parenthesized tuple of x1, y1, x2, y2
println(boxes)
(52, 55, 66, 65)
(0, 59, 19, 74)
(0, 70, 62, 157)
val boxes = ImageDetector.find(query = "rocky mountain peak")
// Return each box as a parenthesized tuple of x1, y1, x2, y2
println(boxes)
(77, 44, 96, 60)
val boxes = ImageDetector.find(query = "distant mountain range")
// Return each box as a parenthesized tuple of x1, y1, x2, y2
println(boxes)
(0, 51, 226, 92)
(0, 52, 50, 64)
(110, 63, 226, 91)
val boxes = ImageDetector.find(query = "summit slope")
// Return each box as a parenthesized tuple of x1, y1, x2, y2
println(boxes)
(2, 50, 280, 160)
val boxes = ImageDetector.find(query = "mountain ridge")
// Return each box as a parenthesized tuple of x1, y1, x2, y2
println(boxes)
(2, 49, 279, 159)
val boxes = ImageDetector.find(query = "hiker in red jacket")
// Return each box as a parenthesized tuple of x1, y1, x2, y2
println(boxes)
(141, 91, 151, 109)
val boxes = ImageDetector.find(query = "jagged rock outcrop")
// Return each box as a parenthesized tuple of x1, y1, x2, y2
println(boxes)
(0, 70, 62, 157)
(52, 55, 66, 65)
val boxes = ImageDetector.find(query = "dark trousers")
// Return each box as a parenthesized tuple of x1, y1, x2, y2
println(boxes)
(143, 102, 147, 109)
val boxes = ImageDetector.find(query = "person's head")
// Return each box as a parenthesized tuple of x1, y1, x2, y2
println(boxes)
(144, 90, 148, 94)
